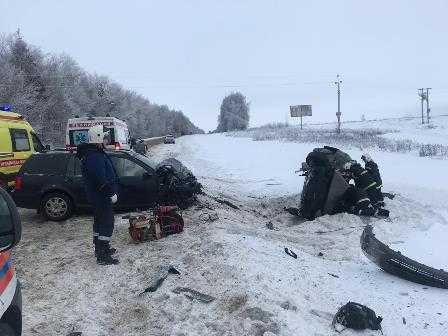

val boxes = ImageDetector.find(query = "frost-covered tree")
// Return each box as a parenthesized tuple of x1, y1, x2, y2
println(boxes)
(0, 33, 203, 145)
(216, 92, 249, 132)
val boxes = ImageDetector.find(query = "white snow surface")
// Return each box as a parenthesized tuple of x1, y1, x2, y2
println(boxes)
(311, 114, 448, 146)
(13, 133, 448, 336)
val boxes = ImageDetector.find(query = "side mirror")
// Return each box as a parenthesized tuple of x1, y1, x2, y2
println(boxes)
(0, 187, 21, 252)
(45, 144, 51, 151)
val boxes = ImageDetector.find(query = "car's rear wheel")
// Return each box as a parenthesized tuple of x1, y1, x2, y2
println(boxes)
(41, 192, 73, 221)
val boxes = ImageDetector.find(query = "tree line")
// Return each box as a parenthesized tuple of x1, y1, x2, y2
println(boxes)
(0, 33, 203, 145)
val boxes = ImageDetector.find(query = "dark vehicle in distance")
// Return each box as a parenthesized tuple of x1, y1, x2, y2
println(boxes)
(164, 134, 175, 144)
(0, 186, 22, 336)
(133, 139, 148, 155)
(13, 150, 160, 221)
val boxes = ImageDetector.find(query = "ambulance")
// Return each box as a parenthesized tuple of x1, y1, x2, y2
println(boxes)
(65, 116, 131, 150)
(0, 105, 46, 188)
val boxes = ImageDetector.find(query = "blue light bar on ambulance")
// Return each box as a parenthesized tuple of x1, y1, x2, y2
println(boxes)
(0, 104, 12, 111)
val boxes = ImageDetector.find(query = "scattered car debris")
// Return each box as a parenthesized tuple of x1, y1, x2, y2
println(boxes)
(67, 332, 82, 336)
(140, 266, 181, 295)
(318, 252, 324, 257)
(315, 227, 344, 235)
(383, 192, 395, 200)
(280, 301, 298, 312)
(361, 225, 448, 289)
(284, 207, 300, 217)
(332, 302, 383, 333)
(172, 287, 215, 303)
(265, 221, 274, 230)
(214, 197, 240, 210)
(402, 317, 407, 325)
(284, 248, 297, 259)
(199, 211, 219, 222)
(328, 273, 339, 278)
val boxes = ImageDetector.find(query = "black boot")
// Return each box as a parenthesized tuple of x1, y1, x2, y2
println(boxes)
(96, 240, 119, 265)
(106, 242, 117, 255)
(94, 236, 116, 256)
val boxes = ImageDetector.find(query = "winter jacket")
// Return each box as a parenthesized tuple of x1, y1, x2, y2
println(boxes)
(335, 185, 376, 217)
(76, 143, 119, 203)
(365, 160, 383, 188)
(348, 162, 384, 207)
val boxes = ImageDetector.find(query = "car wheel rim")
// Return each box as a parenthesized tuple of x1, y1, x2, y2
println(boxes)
(45, 197, 68, 218)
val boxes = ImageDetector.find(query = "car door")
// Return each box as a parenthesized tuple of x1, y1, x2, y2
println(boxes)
(110, 154, 158, 208)
(66, 155, 89, 207)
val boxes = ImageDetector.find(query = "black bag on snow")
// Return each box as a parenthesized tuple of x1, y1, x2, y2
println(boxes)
(156, 158, 202, 209)
(332, 302, 383, 333)
(299, 146, 352, 220)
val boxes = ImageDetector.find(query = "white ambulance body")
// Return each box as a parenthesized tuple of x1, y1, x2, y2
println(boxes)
(66, 116, 131, 150)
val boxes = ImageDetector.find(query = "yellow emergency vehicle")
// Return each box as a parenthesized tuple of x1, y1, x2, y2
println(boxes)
(0, 108, 45, 187)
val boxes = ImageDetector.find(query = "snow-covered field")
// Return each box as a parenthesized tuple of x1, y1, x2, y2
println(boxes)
(13, 132, 448, 336)
(313, 114, 448, 146)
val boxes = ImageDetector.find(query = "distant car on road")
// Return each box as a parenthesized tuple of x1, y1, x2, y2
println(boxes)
(164, 134, 175, 144)
(13, 150, 160, 221)
(133, 139, 148, 155)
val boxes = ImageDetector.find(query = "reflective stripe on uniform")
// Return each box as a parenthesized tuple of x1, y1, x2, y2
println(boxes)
(363, 182, 377, 191)
(357, 197, 370, 204)
(98, 236, 111, 241)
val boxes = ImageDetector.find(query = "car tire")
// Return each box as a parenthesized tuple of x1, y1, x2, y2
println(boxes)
(41, 192, 73, 221)
(0, 323, 16, 336)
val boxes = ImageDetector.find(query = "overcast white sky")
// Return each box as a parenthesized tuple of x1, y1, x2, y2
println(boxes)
(1, 0, 448, 131)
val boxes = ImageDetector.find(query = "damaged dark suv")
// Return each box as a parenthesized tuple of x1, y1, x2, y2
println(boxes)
(13, 150, 201, 221)
(13, 150, 161, 221)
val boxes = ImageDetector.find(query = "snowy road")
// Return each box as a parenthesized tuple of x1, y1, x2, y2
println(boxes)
(13, 134, 448, 336)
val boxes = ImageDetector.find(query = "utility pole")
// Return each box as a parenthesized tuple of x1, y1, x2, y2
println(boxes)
(425, 88, 431, 124)
(335, 74, 342, 133)
(418, 88, 425, 124)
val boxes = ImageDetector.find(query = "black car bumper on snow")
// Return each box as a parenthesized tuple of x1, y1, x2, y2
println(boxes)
(361, 225, 448, 289)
